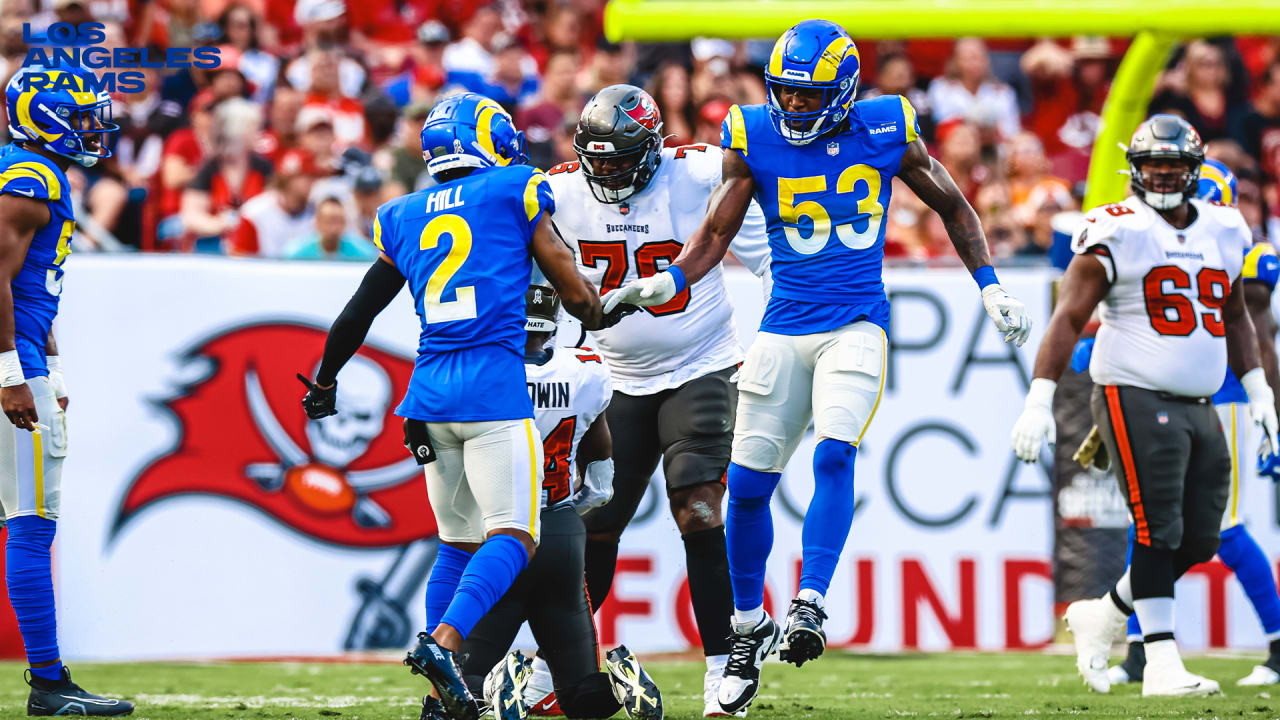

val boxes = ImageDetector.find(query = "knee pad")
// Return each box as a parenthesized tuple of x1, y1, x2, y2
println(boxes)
(726, 462, 780, 501)
(731, 435, 785, 474)
(664, 438, 731, 489)
(1183, 531, 1221, 566)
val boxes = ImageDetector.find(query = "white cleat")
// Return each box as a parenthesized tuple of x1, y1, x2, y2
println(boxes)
(1107, 665, 1135, 686)
(703, 658, 746, 717)
(1063, 597, 1128, 693)
(717, 613, 781, 715)
(1237, 665, 1280, 686)
(1142, 640, 1220, 697)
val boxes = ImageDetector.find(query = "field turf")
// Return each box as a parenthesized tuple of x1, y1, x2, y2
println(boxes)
(0, 651, 1274, 719)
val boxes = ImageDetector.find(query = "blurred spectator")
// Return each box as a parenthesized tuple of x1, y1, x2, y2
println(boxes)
(928, 38, 1021, 139)
(257, 85, 304, 161)
(1233, 61, 1280, 180)
(1022, 37, 1112, 181)
(300, 48, 367, 148)
(397, 21, 451, 104)
(285, 197, 379, 260)
(389, 103, 433, 193)
(285, 0, 367, 99)
(1205, 138, 1257, 175)
(444, 5, 501, 78)
(153, 90, 220, 248)
(936, 119, 987, 202)
(296, 105, 339, 171)
(973, 181, 1021, 257)
(1151, 40, 1248, 143)
(589, 39, 635, 92)
(1234, 167, 1267, 242)
(517, 49, 583, 169)
(218, 3, 280, 103)
(690, 38, 765, 113)
(694, 97, 730, 145)
(207, 45, 251, 101)
(230, 149, 320, 257)
(862, 52, 934, 142)
(352, 165, 384, 240)
(180, 98, 273, 252)
(1007, 132, 1075, 232)
(535, 4, 585, 69)
(450, 32, 538, 111)
(108, 66, 183, 248)
(552, 118, 578, 166)
(651, 62, 694, 146)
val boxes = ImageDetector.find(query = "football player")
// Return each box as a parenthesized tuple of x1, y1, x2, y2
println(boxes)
(457, 275, 662, 720)
(544, 83, 770, 717)
(604, 21, 1030, 714)
(299, 93, 630, 720)
(0, 66, 133, 716)
(1011, 115, 1280, 696)
(1101, 159, 1280, 688)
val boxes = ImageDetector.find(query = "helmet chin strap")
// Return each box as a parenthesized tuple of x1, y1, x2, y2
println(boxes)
(1143, 190, 1184, 211)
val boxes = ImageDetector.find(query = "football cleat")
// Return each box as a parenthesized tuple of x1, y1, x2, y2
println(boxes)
(605, 645, 663, 720)
(1107, 641, 1144, 686)
(703, 659, 745, 717)
(1237, 663, 1280, 686)
(778, 598, 828, 667)
(1141, 639, 1220, 697)
(484, 650, 533, 720)
(1063, 597, 1128, 693)
(718, 613, 782, 715)
(26, 667, 134, 716)
(523, 659, 563, 716)
(419, 695, 449, 720)
(405, 632, 481, 720)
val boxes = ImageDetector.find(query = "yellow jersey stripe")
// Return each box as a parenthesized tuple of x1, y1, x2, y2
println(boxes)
(812, 35, 853, 83)
(0, 168, 48, 196)
(854, 328, 888, 447)
(901, 96, 919, 144)
(524, 418, 539, 540)
(728, 105, 748, 155)
(15, 162, 61, 200)
(32, 428, 44, 519)
(524, 172, 548, 222)
(371, 216, 384, 252)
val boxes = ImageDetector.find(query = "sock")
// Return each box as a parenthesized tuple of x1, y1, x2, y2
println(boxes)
(705, 653, 727, 673)
(797, 588, 824, 607)
(425, 543, 472, 633)
(583, 538, 619, 614)
(683, 526, 733, 656)
(6, 516, 61, 681)
(439, 535, 529, 639)
(725, 463, 781, 613)
(733, 603, 764, 626)
(1270, 638, 1280, 657)
(1134, 597, 1175, 642)
(1217, 525, 1280, 638)
(799, 439, 857, 597)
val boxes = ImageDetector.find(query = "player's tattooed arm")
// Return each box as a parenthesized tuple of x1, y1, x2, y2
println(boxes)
(1245, 283, 1280, 419)
(674, 149, 756, 284)
(313, 254, 406, 387)
(0, 194, 49, 430)
(533, 215, 606, 329)
(898, 138, 992, 272)
(1225, 277, 1264, 380)
(1030, 253, 1109, 382)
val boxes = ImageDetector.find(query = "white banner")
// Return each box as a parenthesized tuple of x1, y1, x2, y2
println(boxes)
(28, 255, 1278, 660)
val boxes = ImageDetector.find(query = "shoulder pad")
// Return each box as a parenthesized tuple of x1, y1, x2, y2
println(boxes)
(0, 159, 60, 201)
(1243, 243, 1280, 290)
(855, 94, 919, 145)
(720, 103, 770, 156)
(664, 143, 721, 189)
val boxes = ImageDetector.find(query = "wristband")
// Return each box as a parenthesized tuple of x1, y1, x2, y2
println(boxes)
(667, 265, 687, 293)
(0, 350, 24, 388)
(1025, 377, 1057, 409)
(973, 265, 999, 290)
(46, 355, 61, 374)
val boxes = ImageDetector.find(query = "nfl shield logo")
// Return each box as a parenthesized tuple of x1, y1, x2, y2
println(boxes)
(1177, 234, 1186, 244)
(620, 202, 630, 215)
(826, 141, 839, 156)
(1157, 412, 1169, 425)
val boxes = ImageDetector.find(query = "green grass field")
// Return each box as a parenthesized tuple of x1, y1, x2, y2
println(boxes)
(0, 652, 1273, 719)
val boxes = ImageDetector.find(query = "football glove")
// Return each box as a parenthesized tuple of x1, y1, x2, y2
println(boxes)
(46, 355, 67, 401)
(1241, 368, 1280, 460)
(600, 301, 641, 329)
(981, 284, 1032, 347)
(1011, 378, 1056, 463)
(603, 271, 678, 313)
(1258, 450, 1280, 482)
(298, 373, 338, 419)
(1069, 337, 1094, 375)
(573, 458, 614, 516)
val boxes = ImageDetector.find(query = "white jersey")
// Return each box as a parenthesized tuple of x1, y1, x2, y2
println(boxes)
(547, 144, 770, 395)
(525, 346, 612, 510)
(1073, 196, 1251, 397)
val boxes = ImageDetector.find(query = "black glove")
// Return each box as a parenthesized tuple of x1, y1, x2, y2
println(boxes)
(298, 373, 338, 419)
(599, 302, 641, 329)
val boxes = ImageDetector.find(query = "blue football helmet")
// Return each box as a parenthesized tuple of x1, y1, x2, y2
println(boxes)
(419, 92, 528, 181)
(6, 65, 118, 167)
(764, 19, 860, 146)
(1197, 158, 1237, 206)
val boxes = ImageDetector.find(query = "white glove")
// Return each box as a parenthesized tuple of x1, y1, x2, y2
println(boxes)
(1011, 378, 1057, 463)
(572, 458, 614, 516)
(46, 355, 67, 401)
(1241, 368, 1280, 458)
(982, 284, 1032, 347)
(602, 271, 677, 313)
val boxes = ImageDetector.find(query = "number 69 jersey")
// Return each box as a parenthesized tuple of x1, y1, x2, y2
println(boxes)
(1072, 195, 1252, 397)
(547, 144, 770, 395)
(525, 346, 612, 510)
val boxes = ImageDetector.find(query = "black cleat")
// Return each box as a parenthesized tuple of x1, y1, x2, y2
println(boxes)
(484, 650, 532, 720)
(778, 598, 828, 667)
(405, 633, 480, 720)
(419, 695, 449, 720)
(718, 613, 781, 715)
(26, 667, 134, 716)
(605, 645, 663, 720)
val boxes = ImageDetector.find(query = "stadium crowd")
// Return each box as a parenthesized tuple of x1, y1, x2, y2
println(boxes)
(1, 0, 1278, 261)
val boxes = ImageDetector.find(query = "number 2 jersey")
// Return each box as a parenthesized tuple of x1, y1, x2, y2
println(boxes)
(0, 144, 72, 378)
(525, 346, 612, 510)
(373, 164, 554, 422)
(721, 95, 921, 336)
(1072, 195, 1252, 398)
(547, 144, 771, 395)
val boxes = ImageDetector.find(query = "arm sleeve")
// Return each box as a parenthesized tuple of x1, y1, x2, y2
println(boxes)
(315, 259, 407, 386)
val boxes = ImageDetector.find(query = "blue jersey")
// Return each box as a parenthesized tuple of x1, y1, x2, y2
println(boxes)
(0, 145, 72, 378)
(1213, 242, 1280, 405)
(373, 164, 554, 422)
(721, 95, 920, 335)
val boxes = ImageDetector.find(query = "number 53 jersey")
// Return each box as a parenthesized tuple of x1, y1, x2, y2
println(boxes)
(373, 164, 554, 422)
(1072, 195, 1251, 398)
